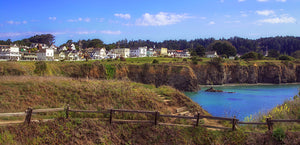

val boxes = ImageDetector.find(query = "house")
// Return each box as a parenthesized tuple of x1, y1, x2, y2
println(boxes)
(114, 48, 130, 58)
(229, 56, 235, 60)
(0, 45, 21, 60)
(93, 48, 107, 59)
(58, 51, 67, 60)
(168, 50, 176, 57)
(37, 48, 54, 61)
(147, 48, 155, 57)
(21, 52, 37, 60)
(160, 47, 168, 56)
(205, 51, 218, 58)
(130, 46, 147, 57)
(106, 50, 118, 59)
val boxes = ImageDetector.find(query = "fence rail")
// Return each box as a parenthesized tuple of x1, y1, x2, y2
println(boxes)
(1, 105, 299, 132)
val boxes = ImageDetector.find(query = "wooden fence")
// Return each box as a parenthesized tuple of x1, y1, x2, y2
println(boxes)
(1, 105, 300, 132)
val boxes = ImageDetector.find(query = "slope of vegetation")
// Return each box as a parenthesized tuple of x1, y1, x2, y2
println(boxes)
(0, 76, 299, 144)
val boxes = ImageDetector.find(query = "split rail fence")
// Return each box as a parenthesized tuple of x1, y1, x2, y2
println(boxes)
(1, 105, 299, 132)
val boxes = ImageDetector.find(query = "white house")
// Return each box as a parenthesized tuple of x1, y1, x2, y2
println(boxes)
(37, 48, 54, 61)
(205, 51, 218, 58)
(147, 48, 155, 57)
(0, 45, 21, 60)
(106, 50, 117, 59)
(93, 48, 107, 59)
(130, 46, 147, 58)
(114, 48, 130, 58)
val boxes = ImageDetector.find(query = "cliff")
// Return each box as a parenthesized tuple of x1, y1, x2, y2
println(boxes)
(1, 61, 300, 92)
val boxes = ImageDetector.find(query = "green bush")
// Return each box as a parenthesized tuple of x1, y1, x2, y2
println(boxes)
(273, 128, 285, 141)
(120, 56, 126, 61)
(152, 59, 159, 64)
(278, 55, 294, 61)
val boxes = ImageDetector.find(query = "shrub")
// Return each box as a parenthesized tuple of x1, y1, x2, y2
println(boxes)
(241, 52, 258, 60)
(120, 56, 126, 61)
(209, 57, 224, 66)
(152, 59, 159, 64)
(191, 56, 198, 64)
(182, 58, 187, 62)
(273, 128, 286, 142)
(278, 55, 294, 61)
(34, 61, 47, 76)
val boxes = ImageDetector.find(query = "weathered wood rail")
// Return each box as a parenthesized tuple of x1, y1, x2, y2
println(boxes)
(1, 105, 299, 132)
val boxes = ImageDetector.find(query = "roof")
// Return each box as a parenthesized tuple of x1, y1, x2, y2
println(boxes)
(205, 51, 217, 55)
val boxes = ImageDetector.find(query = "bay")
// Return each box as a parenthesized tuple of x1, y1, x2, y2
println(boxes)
(185, 84, 300, 121)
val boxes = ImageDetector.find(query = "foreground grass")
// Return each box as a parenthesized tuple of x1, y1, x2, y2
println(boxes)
(1, 118, 299, 145)
(0, 76, 208, 119)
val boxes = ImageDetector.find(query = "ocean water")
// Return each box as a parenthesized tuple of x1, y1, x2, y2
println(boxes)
(185, 84, 300, 121)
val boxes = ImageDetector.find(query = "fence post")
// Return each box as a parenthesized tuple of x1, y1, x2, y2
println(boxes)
(154, 111, 160, 125)
(266, 117, 273, 131)
(196, 113, 200, 127)
(232, 116, 237, 131)
(24, 108, 33, 125)
(65, 104, 70, 119)
(109, 109, 113, 124)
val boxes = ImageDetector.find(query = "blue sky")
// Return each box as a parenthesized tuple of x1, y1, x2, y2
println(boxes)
(0, 0, 299, 45)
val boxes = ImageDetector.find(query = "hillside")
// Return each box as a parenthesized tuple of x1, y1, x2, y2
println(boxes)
(0, 76, 207, 115)
(0, 76, 299, 144)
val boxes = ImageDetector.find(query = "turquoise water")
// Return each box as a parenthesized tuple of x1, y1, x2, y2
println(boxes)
(185, 84, 300, 121)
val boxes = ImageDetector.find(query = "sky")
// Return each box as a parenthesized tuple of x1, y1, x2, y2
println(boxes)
(0, 0, 299, 45)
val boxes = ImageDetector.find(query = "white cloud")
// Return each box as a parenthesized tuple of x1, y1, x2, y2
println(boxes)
(258, 15, 296, 24)
(0, 31, 66, 38)
(0, 30, 121, 38)
(220, 0, 224, 3)
(100, 30, 121, 35)
(49, 17, 57, 21)
(257, 0, 269, 2)
(209, 21, 215, 25)
(136, 12, 190, 26)
(238, 0, 246, 2)
(114, 13, 131, 19)
(256, 10, 275, 16)
(276, 0, 286, 2)
(84, 18, 91, 22)
(68, 17, 90, 22)
(6, 20, 27, 25)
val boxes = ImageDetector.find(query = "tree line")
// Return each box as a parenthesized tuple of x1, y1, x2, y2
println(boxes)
(2, 34, 300, 57)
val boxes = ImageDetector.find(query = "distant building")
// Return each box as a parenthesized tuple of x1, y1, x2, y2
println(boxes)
(205, 51, 218, 58)
(21, 52, 37, 61)
(160, 47, 168, 56)
(0, 45, 21, 60)
(93, 48, 107, 59)
(130, 46, 147, 57)
(37, 48, 54, 61)
(114, 48, 130, 58)
(147, 48, 155, 57)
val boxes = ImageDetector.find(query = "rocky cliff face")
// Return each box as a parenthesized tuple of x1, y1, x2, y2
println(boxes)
(1, 62, 300, 92)
(190, 63, 299, 86)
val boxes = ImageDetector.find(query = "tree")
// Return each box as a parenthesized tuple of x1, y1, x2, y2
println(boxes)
(292, 50, 300, 59)
(268, 49, 280, 58)
(28, 34, 55, 46)
(208, 41, 237, 58)
(241, 52, 260, 60)
(194, 44, 206, 57)
(87, 39, 104, 48)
